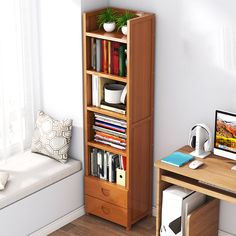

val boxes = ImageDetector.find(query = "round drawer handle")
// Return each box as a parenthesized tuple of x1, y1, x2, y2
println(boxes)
(101, 188, 110, 197)
(101, 205, 110, 215)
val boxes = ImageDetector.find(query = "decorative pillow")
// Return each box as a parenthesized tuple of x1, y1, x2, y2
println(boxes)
(0, 172, 9, 190)
(31, 111, 73, 163)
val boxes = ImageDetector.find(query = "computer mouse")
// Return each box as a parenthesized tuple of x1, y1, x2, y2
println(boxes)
(231, 165, 236, 171)
(189, 160, 204, 170)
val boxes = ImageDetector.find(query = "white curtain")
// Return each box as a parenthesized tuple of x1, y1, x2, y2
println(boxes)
(0, 0, 40, 160)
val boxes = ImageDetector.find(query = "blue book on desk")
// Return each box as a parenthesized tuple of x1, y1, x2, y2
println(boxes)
(161, 152, 194, 167)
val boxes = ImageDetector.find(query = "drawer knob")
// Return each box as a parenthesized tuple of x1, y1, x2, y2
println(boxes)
(101, 188, 110, 196)
(101, 205, 110, 215)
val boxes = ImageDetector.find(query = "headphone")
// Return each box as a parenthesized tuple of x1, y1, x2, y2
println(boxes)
(188, 124, 212, 152)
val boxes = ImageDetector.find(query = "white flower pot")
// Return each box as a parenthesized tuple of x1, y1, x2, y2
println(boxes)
(121, 26, 128, 35)
(103, 22, 116, 32)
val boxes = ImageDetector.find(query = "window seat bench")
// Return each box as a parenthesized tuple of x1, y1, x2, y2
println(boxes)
(0, 151, 83, 236)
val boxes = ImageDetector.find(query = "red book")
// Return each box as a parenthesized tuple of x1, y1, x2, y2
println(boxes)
(122, 156, 127, 170)
(101, 40, 104, 72)
(108, 41, 111, 74)
(111, 42, 120, 75)
(102, 40, 108, 73)
(110, 42, 114, 74)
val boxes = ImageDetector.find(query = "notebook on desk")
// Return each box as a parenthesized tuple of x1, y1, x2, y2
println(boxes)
(161, 152, 194, 167)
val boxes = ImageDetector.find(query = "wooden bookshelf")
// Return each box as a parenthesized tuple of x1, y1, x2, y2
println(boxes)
(83, 8, 155, 230)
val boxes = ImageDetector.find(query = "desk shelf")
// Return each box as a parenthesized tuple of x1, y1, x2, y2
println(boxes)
(161, 172, 236, 205)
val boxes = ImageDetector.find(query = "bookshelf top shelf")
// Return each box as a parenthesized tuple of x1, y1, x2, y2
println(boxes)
(86, 29, 127, 44)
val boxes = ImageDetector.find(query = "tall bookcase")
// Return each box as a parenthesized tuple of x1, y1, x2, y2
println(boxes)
(83, 8, 155, 229)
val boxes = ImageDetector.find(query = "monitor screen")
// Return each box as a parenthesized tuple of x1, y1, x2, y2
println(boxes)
(214, 110, 236, 154)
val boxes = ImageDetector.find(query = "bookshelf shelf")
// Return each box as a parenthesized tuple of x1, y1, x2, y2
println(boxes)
(86, 29, 127, 43)
(83, 8, 155, 230)
(87, 106, 127, 120)
(88, 141, 127, 156)
(87, 69, 127, 83)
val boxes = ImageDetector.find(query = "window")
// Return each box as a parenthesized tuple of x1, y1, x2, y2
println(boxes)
(0, 0, 40, 160)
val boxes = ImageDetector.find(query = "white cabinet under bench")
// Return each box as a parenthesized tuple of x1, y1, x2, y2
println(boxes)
(0, 151, 84, 236)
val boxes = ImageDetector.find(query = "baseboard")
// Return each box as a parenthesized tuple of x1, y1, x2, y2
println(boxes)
(29, 205, 234, 236)
(218, 231, 234, 236)
(30, 205, 85, 236)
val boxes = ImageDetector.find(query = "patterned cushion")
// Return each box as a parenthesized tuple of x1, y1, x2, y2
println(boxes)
(31, 111, 73, 163)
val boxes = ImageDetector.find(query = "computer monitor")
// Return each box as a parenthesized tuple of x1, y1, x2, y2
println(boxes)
(214, 110, 236, 160)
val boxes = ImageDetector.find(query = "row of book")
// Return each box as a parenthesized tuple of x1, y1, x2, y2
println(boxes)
(93, 113, 127, 150)
(91, 38, 127, 77)
(92, 75, 126, 114)
(90, 148, 126, 183)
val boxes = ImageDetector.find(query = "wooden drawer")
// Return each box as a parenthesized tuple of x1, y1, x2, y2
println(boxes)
(85, 195, 128, 227)
(85, 176, 128, 208)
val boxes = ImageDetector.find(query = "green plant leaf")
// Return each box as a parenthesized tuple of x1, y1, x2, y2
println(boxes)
(116, 11, 137, 31)
(97, 8, 118, 28)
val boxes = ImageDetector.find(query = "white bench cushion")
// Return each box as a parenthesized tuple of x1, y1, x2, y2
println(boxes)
(0, 151, 82, 209)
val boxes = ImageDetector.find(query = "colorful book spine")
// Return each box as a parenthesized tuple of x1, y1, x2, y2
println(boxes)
(91, 148, 123, 183)
(93, 125, 127, 139)
(91, 38, 96, 70)
(95, 121, 126, 133)
(112, 42, 120, 75)
(121, 156, 127, 170)
(94, 113, 127, 127)
(108, 41, 111, 74)
(95, 131, 126, 144)
(102, 40, 108, 73)
(94, 134, 126, 146)
(119, 44, 126, 77)
(92, 75, 99, 107)
(96, 39, 101, 72)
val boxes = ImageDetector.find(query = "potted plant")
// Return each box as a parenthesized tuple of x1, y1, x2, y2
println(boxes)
(97, 8, 117, 32)
(116, 11, 136, 35)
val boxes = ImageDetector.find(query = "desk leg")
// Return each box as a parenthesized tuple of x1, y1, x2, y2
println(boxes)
(156, 168, 171, 236)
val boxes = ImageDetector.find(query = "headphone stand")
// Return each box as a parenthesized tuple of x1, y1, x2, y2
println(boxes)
(190, 125, 211, 158)
(190, 150, 211, 158)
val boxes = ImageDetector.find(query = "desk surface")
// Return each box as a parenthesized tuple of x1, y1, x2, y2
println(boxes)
(155, 146, 236, 198)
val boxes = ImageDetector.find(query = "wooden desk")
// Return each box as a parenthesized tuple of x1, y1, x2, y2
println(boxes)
(154, 145, 236, 236)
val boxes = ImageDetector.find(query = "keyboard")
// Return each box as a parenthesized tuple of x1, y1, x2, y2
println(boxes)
(199, 181, 236, 195)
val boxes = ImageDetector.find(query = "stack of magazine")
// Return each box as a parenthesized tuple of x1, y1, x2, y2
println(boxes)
(93, 113, 127, 150)
(90, 148, 126, 183)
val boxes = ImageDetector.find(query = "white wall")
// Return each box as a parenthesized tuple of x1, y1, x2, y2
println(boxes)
(39, 0, 83, 160)
(82, 0, 109, 12)
(39, 0, 108, 161)
(109, 0, 236, 234)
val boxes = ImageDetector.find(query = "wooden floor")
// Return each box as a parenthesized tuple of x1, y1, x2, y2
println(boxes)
(50, 215, 156, 236)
